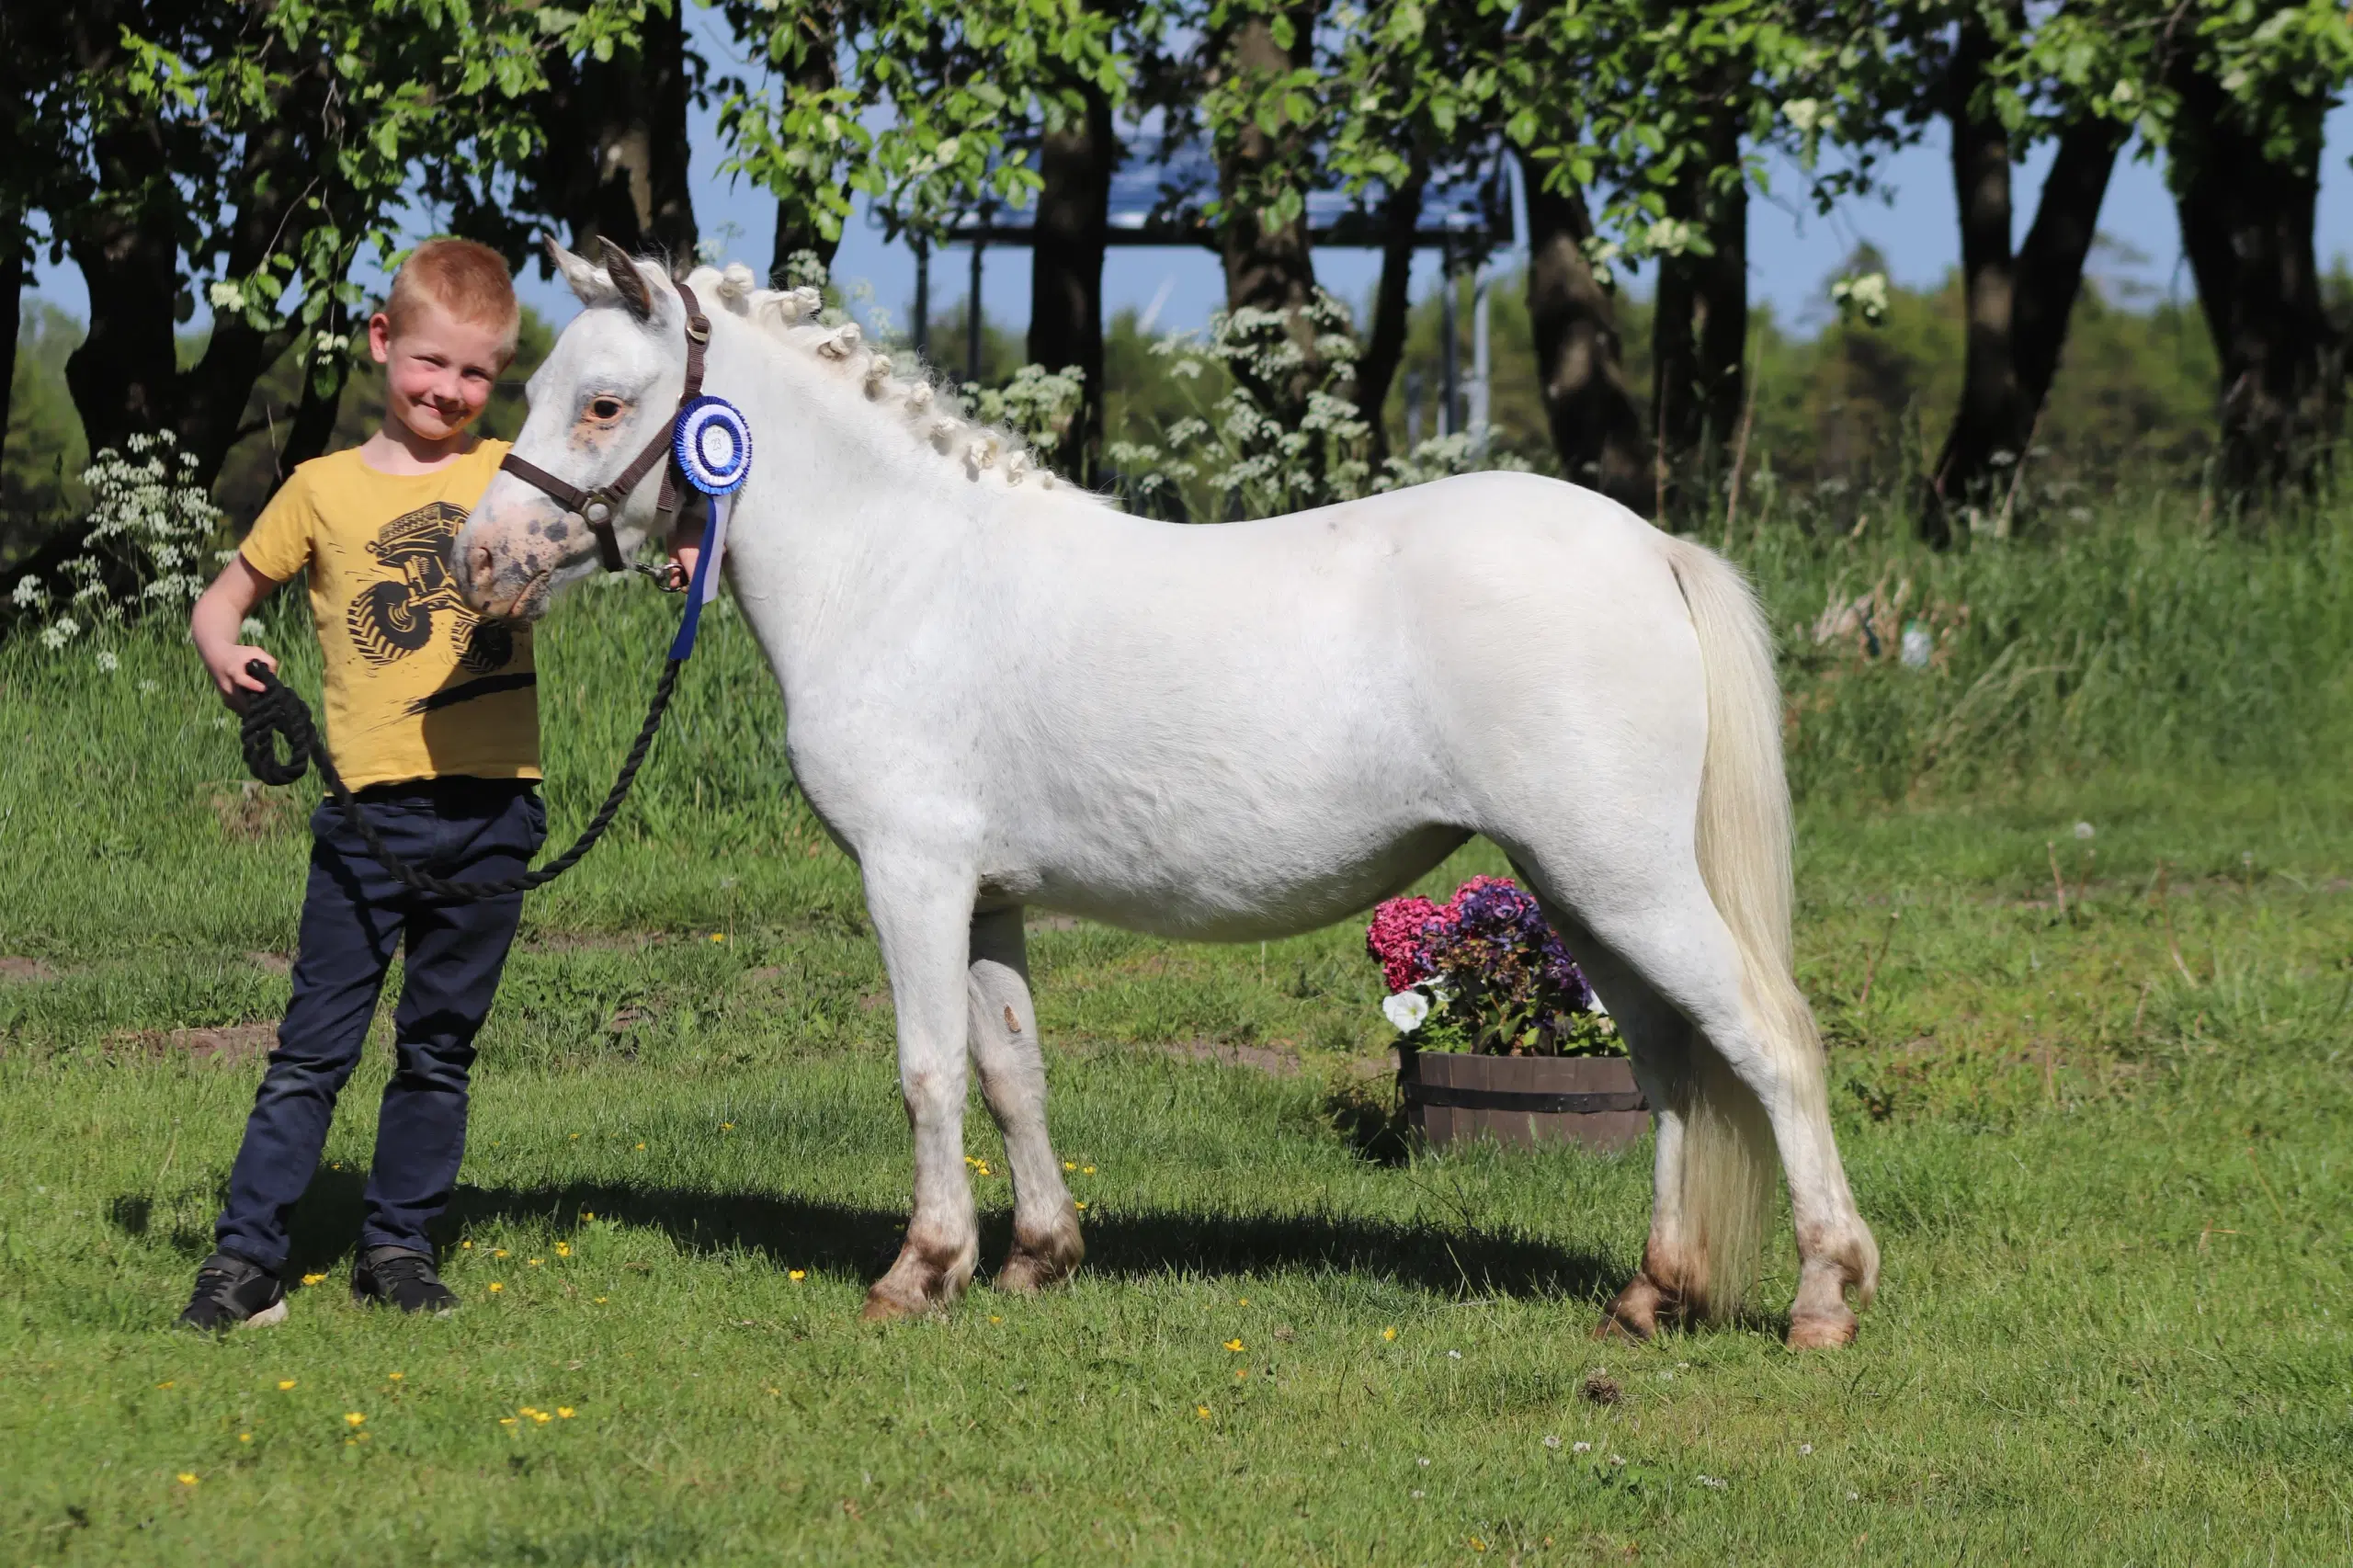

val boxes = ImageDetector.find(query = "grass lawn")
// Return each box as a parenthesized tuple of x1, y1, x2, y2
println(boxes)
(2, 591, 2348, 1562)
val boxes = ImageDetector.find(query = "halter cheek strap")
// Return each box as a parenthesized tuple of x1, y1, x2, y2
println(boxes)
(499, 278, 712, 574)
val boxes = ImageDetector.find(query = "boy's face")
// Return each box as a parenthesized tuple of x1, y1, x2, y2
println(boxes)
(369, 300, 513, 444)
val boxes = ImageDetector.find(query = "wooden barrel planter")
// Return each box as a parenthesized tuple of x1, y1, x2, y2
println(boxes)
(1399, 1046, 1649, 1152)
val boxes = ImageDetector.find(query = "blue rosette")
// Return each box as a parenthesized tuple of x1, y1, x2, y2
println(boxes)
(667, 395, 754, 659)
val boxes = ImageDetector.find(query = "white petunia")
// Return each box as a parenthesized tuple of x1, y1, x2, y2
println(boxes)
(1381, 990, 1431, 1033)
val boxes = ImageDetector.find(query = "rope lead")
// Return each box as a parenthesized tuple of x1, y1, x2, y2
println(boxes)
(238, 653, 683, 902)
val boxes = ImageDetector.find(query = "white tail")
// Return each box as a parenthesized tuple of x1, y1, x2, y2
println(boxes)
(1658, 535, 1830, 1320)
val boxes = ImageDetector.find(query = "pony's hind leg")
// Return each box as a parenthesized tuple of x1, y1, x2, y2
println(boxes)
(1524, 867, 1878, 1346)
(1546, 928, 1703, 1339)
(966, 908, 1084, 1293)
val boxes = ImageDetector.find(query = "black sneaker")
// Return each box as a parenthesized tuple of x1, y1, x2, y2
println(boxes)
(351, 1246, 459, 1314)
(176, 1252, 289, 1334)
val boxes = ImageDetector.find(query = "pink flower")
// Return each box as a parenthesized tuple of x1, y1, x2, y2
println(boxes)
(1367, 896, 1443, 993)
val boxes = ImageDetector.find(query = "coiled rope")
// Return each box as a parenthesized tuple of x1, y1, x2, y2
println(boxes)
(239, 654, 682, 901)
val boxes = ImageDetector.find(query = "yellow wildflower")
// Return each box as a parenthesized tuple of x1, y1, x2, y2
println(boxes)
(177, 1472, 199, 1486)
(554, 1243, 571, 1257)
(1235, 1368, 1249, 1381)
(155, 1381, 174, 1390)
(499, 1417, 517, 1427)
(710, 932, 725, 942)
(789, 1269, 806, 1281)
(527, 1258, 541, 1267)
(300, 1273, 327, 1286)
(1082, 1165, 1096, 1175)
(570, 1132, 580, 1140)
(1472, 1539, 1486, 1552)
(388, 1372, 404, 1381)
(1195, 1404, 1211, 1420)
(594, 1296, 608, 1304)
(989, 1314, 1003, 1324)
(721, 1122, 734, 1131)
(1224, 1339, 1245, 1353)
(487, 1282, 504, 1293)
(345, 1413, 365, 1427)
(1063, 1160, 1075, 1171)
(1382, 1326, 1397, 1342)
(277, 1380, 296, 1391)
(238, 1433, 251, 1443)
(1074, 1200, 1087, 1211)
(460, 1241, 472, 1249)
(556, 1407, 575, 1419)
(635, 1142, 646, 1151)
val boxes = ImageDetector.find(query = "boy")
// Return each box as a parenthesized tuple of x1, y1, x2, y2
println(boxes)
(177, 237, 544, 1330)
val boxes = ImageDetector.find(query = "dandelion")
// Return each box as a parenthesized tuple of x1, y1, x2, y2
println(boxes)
(1195, 1404, 1211, 1419)
(1382, 1326, 1396, 1342)
(1224, 1339, 1245, 1353)
(1472, 1540, 1487, 1553)
(493, 1249, 508, 1258)
(488, 1282, 504, 1293)
(709, 933, 726, 943)
(177, 1472, 199, 1486)
(721, 1122, 734, 1131)
(345, 1413, 365, 1427)
(499, 1417, 517, 1427)
(388, 1372, 404, 1382)
(1074, 1200, 1087, 1210)
(989, 1314, 1003, 1324)
(557, 1407, 574, 1419)
(238, 1433, 251, 1443)
(594, 1296, 608, 1304)
(277, 1380, 296, 1391)
(1237, 1298, 1248, 1306)
(635, 1142, 646, 1151)
(460, 1241, 472, 1250)
(1082, 1165, 1095, 1175)
(1063, 1160, 1075, 1171)
(300, 1272, 327, 1286)
(531, 1410, 551, 1425)
(570, 1132, 581, 1140)
(789, 1269, 806, 1281)
(582, 1211, 595, 1221)
(528, 1258, 541, 1267)
(554, 1244, 571, 1257)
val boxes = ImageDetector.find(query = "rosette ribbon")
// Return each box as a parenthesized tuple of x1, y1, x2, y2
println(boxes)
(668, 395, 754, 660)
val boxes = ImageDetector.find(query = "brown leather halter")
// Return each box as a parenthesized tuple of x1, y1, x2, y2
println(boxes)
(498, 278, 711, 575)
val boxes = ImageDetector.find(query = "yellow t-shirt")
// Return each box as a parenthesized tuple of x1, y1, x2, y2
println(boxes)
(241, 441, 540, 790)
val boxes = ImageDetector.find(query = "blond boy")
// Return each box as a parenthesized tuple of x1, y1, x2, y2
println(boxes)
(178, 238, 542, 1328)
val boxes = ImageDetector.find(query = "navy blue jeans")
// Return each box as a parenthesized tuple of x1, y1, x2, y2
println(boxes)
(215, 778, 546, 1272)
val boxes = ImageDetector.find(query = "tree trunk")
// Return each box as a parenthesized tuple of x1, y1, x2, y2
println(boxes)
(540, 0, 698, 266)
(1215, 5, 1322, 402)
(2169, 64, 2337, 500)
(1028, 81, 1117, 478)
(1927, 10, 2028, 541)
(1649, 103, 1746, 523)
(1, 204, 22, 477)
(768, 0, 844, 285)
(1518, 148, 1647, 514)
(1353, 162, 1427, 464)
(2011, 119, 2123, 422)
(270, 302, 354, 497)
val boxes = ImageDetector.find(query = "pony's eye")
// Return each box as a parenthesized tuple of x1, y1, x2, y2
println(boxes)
(588, 397, 624, 421)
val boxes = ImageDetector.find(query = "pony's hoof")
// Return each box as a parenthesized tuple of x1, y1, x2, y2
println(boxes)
(860, 1239, 972, 1321)
(1596, 1271, 1669, 1340)
(1786, 1310, 1858, 1349)
(995, 1212, 1085, 1295)
(859, 1285, 926, 1323)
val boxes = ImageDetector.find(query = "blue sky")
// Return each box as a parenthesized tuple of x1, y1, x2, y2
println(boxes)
(26, 86, 2353, 345)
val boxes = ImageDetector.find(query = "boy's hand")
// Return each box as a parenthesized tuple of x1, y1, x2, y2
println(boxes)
(666, 517, 700, 592)
(206, 644, 278, 711)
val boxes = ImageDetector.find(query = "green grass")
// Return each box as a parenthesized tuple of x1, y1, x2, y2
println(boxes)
(3, 518, 2351, 1562)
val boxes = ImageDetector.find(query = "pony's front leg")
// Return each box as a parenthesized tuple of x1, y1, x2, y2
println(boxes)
(965, 908, 1083, 1293)
(861, 856, 983, 1321)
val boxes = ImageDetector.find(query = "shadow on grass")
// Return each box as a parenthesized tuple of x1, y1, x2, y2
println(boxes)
(440, 1179, 1621, 1303)
(120, 1168, 1622, 1302)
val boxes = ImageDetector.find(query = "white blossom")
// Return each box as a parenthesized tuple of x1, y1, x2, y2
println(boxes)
(1381, 990, 1431, 1032)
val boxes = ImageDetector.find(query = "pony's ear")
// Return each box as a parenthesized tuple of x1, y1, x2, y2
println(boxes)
(545, 235, 608, 305)
(597, 234, 654, 322)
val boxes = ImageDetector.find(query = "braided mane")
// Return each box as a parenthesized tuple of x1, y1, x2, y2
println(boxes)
(682, 262, 1104, 504)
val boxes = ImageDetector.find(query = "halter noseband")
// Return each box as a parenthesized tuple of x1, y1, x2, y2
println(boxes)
(499, 278, 712, 575)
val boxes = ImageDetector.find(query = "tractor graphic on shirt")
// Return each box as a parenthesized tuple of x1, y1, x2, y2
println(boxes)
(347, 502, 513, 672)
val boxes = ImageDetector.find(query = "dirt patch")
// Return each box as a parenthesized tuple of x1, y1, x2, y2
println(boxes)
(245, 950, 292, 975)
(116, 1023, 278, 1065)
(521, 930, 670, 954)
(1343, 1050, 1400, 1080)
(208, 780, 301, 842)
(0, 957, 59, 983)
(1160, 1039, 1303, 1077)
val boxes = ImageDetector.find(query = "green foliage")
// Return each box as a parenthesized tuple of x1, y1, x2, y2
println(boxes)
(4, 302, 89, 562)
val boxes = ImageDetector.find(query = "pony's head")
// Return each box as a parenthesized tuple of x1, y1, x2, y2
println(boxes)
(453, 236, 696, 621)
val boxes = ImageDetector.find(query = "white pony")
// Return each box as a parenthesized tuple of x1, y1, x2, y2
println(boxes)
(455, 243, 1879, 1346)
